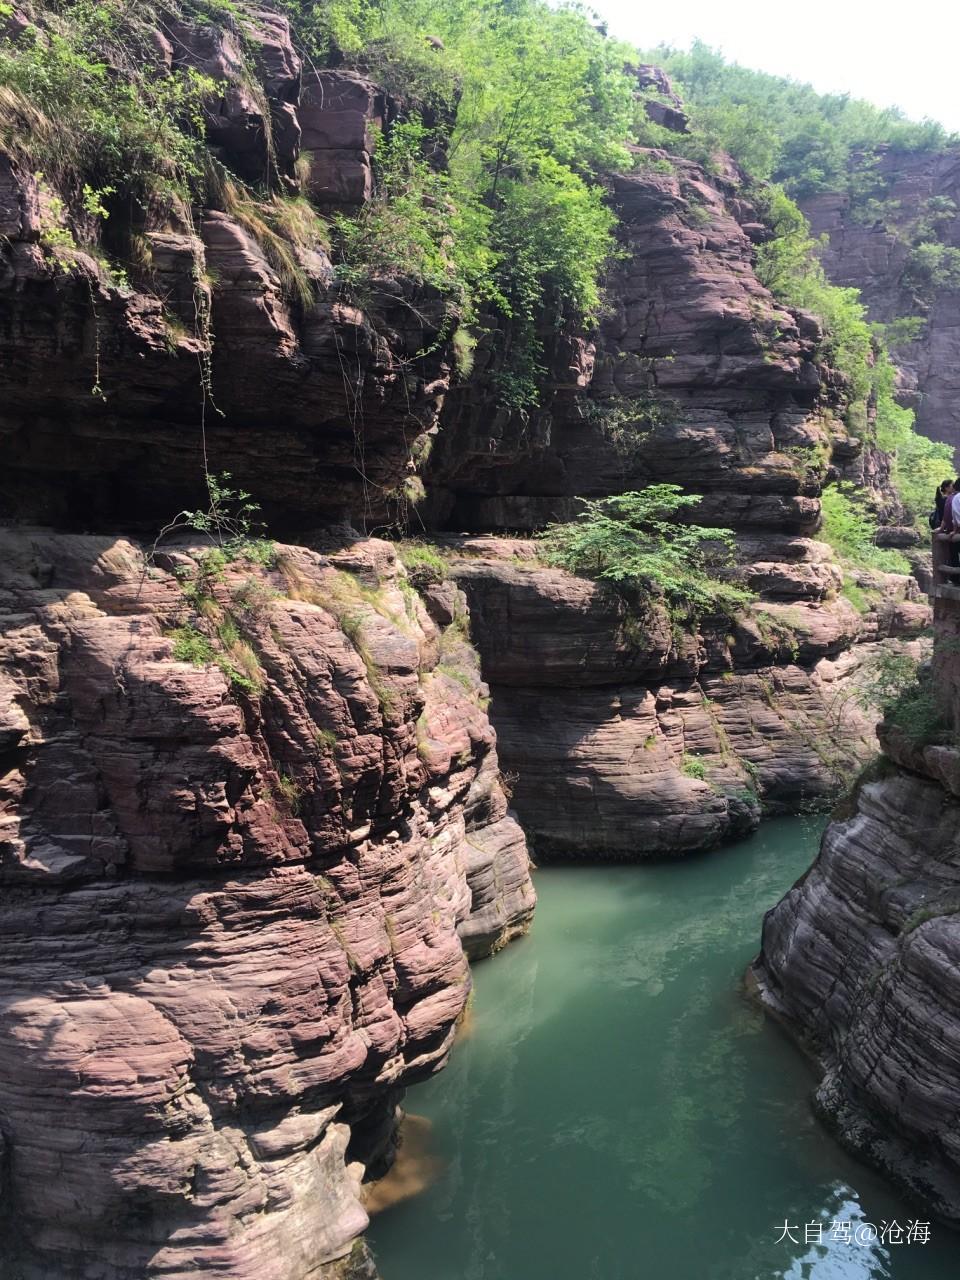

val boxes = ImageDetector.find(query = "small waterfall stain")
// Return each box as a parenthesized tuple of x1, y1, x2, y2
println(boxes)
(364, 1114, 447, 1216)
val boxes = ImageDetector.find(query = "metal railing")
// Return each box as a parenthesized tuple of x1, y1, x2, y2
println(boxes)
(931, 532, 960, 603)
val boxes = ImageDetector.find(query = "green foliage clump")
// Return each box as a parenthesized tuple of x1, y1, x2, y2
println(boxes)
(901, 241, 960, 302)
(840, 579, 874, 615)
(333, 120, 476, 309)
(396, 541, 448, 588)
(680, 754, 707, 780)
(643, 40, 953, 196)
(856, 650, 922, 714)
(275, 772, 303, 815)
(752, 186, 875, 403)
(157, 471, 274, 565)
(860, 656, 943, 746)
(0, 0, 214, 237)
(819, 484, 910, 574)
(302, 0, 637, 409)
(870, 315, 927, 348)
(873, 364, 954, 522)
(578, 389, 671, 458)
(537, 485, 754, 621)
(170, 624, 216, 667)
(487, 155, 616, 409)
(176, 472, 266, 553)
(754, 610, 800, 661)
(169, 623, 260, 694)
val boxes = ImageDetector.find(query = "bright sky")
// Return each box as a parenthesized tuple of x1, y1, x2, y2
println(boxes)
(597, 0, 960, 132)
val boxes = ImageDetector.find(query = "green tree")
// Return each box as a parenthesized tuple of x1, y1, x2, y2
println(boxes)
(538, 486, 754, 620)
(288, 0, 637, 408)
(644, 39, 953, 196)
(819, 484, 909, 573)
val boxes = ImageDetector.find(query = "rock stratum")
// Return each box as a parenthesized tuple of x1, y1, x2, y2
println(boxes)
(0, 530, 534, 1277)
(447, 536, 925, 858)
(0, 6, 939, 1273)
(753, 570, 960, 1223)
(0, 37, 450, 532)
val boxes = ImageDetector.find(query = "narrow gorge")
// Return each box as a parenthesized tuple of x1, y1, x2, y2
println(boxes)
(1, 4, 959, 1278)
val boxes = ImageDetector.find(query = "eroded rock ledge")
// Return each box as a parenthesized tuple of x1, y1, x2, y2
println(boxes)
(0, 530, 534, 1278)
(443, 536, 928, 859)
(753, 747, 960, 1223)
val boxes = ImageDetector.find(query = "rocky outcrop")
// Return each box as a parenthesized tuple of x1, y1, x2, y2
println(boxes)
(0, 23, 940, 1268)
(413, 147, 931, 858)
(802, 146, 960, 456)
(426, 149, 838, 532)
(752, 560, 960, 1221)
(0, 22, 446, 533)
(0, 529, 534, 1278)
(442, 536, 927, 858)
(754, 756, 960, 1222)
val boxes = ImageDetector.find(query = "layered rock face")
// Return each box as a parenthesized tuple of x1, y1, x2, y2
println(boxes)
(753, 568, 960, 1220)
(0, 20, 938, 1268)
(0, 13, 447, 533)
(418, 146, 931, 856)
(426, 148, 837, 530)
(444, 537, 926, 858)
(802, 147, 960, 456)
(0, 530, 534, 1277)
(754, 759, 960, 1221)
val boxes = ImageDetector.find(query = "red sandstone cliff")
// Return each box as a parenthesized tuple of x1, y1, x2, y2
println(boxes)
(752, 541, 960, 1223)
(0, 530, 534, 1276)
(0, 11, 936, 1271)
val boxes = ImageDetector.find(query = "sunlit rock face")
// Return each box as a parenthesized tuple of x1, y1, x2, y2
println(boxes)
(425, 149, 839, 530)
(442, 537, 926, 859)
(802, 146, 960, 458)
(0, 530, 534, 1278)
(415, 150, 929, 858)
(0, 25, 939, 1269)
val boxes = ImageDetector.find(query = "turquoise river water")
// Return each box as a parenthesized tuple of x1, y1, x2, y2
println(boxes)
(367, 816, 959, 1280)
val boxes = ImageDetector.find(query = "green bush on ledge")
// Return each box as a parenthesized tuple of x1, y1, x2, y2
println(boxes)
(537, 485, 755, 623)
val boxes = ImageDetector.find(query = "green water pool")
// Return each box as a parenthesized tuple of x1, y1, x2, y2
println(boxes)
(367, 816, 957, 1279)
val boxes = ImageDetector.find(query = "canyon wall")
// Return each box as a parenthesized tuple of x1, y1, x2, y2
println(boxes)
(0, 529, 534, 1277)
(0, 8, 937, 1273)
(802, 146, 960, 457)
(753, 542, 960, 1222)
(422, 145, 929, 857)
(447, 536, 924, 858)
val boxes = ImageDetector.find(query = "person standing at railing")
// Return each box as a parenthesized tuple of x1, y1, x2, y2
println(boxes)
(931, 478, 955, 529)
(935, 477, 960, 567)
